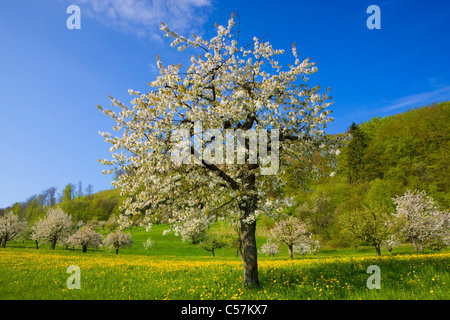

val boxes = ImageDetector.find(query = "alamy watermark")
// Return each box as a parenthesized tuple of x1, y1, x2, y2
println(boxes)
(367, 5, 381, 30)
(170, 121, 279, 175)
(66, 5, 81, 30)
(366, 265, 381, 289)
(66, 265, 81, 289)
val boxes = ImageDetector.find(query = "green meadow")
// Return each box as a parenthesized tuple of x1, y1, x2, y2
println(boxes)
(0, 224, 448, 300)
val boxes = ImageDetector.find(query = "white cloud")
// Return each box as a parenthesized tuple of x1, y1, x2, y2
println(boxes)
(377, 86, 450, 114)
(74, 0, 213, 39)
(343, 86, 450, 122)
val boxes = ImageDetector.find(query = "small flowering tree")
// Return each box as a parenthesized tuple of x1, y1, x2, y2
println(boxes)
(66, 226, 103, 253)
(292, 234, 320, 256)
(104, 230, 133, 254)
(260, 239, 281, 257)
(99, 14, 338, 286)
(381, 234, 402, 252)
(30, 223, 46, 249)
(339, 206, 393, 256)
(393, 190, 449, 252)
(269, 216, 310, 259)
(178, 216, 210, 243)
(198, 233, 228, 257)
(0, 211, 27, 248)
(143, 237, 155, 253)
(30, 207, 73, 250)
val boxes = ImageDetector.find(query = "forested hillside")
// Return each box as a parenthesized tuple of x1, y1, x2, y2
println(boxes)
(285, 101, 450, 246)
(1, 101, 449, 248)
(0, 186, 122, 224)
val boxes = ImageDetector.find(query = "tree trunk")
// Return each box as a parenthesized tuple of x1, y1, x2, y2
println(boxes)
(418, 240, 424, 252)
(50, 238, 57, 250)
(288, 245, 293, 259)
(115, 248, 119, 255)
(238, 171, 260, 287)
(82, 245, 87, 253)
(35, 240, 39, 250)
(375, 243, 381, 256)
(412, 239, 418, 252)
(2, 239, 6, 248)
(240, 217, 259, 287)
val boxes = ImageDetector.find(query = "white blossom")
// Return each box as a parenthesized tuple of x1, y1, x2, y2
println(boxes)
(260, 240, 281, 256)
(30, 207, 73, 250)
(66, 226, 103, 253)
(103, 230, 133, 254)
(98, 14, 338, 285)
(393, 189, 449, 252)
(0, 211, 27, 248)
(143, 237, 155, 252)
(269, 216, 311, 259)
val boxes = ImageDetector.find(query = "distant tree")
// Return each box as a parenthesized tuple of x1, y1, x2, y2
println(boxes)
(30, 223, 46, 249)
(86, 219, 99, 230)
(393, 189, 449, 252)
(292, 234, 320, 256)
(21, 194, 46, 222)
(177, 216, 210, 244)
(260, 239, 281, 257)
(45, 187, 57, 206)
(77, 181, 83, 198)
(62, 184, 74, 202)
(85, 184, 94, 198)
(31, 207, 73, 250)
(9, 202, 22, 216)
(347, 122, 367, 183)
(0, 211, 27, 248)
(338, 179, 395, 255)
(309, 194, 334, 237)
(105, 214, 119, 231)
(381, 234, 401, 253)
(97, 220, 106, 229)
(269, 216, 309, 259)
(199, 234, 228, 257)
(339, 206, 392, 256)
(104, 230, 133, 254)
(66, 226, 103, 253)
(142, 237, 155, 253)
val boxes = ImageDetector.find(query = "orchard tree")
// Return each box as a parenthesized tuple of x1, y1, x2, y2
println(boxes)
(99, 15, 338, 286)
(260, 239, 281, 257)
(105, 214, 120, 231)
(66, 226, 103, 253)
(178, 215, 211, 243)
(104, 230, 133, 254)
(30, 223, 46, 249)
(340, 179, 395, 255)
(292, 235, 320, 256)
(198, 233, 228, 257)
(31, 207, 73, 250)
(393, 189, 449, 252)
(269, 216, 310, 259)
(339, 205, 394, 256)
(143, 237, 155, 253)
(0, 211, 27, 248)
(381, 234, 401, 253)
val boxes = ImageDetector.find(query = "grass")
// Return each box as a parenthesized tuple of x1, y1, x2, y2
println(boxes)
(0, 224, 449, 300)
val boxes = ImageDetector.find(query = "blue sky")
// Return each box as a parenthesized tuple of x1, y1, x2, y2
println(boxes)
(1, 0, 449, 208)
